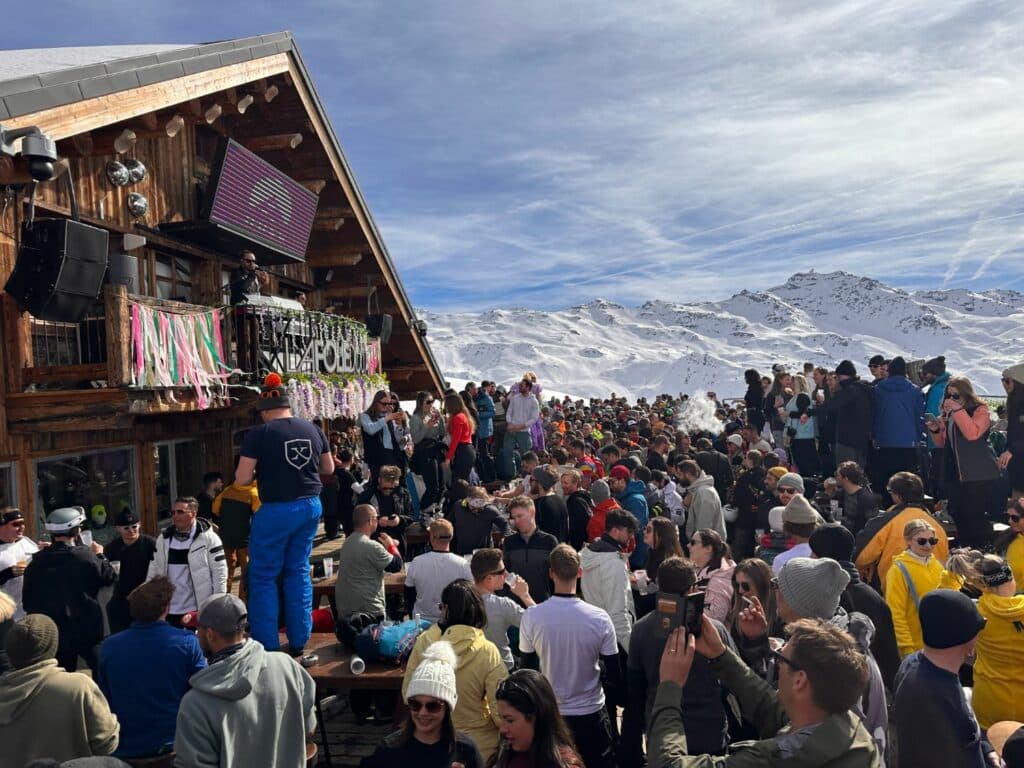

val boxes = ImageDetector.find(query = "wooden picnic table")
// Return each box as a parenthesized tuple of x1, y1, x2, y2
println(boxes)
(312, 571, 405, 603)
(284, 632, 406, 766)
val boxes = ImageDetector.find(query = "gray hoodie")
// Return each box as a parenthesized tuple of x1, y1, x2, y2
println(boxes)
(174, 640, 316, 768)
(683, 473, 726, 539)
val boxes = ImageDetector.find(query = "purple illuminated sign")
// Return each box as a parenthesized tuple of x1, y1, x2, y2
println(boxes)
(205, 140, 319, 262)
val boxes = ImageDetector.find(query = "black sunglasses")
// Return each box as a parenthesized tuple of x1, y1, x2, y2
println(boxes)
(915, 537, 938, 546)
(407, 699, 445, 714)
(770, 647, 802, 671)
(946, 393, 961, 401)
(733, 580, 753, 593)
(770, 577, 780, 591)
(1009, 514, 1022, 523)
(490, 568, 507, 577)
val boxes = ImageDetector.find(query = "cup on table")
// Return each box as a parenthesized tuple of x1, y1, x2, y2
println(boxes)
(323, 558, 334, 579)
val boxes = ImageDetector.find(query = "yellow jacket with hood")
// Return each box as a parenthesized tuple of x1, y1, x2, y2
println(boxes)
(973, 592, 1024, 729)
(854, 504, 949, 590)
(402, 623, 508, 760)
(884, 551, 961, 658)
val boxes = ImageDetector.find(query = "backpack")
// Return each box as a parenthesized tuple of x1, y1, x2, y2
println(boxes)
(353, 618, 433, 665)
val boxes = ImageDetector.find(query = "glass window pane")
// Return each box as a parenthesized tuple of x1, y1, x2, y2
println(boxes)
(35, 449, 135, 546)
(175, 257, 192, 283)
(0, 464, 14, 508)
(155, 444, 172, 526)
(174, 440, 207, 503)
(156, 279, 173, 300)
(155, 255, 172, 279)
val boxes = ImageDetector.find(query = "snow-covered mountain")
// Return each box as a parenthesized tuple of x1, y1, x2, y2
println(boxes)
(419, 271, 1024, 400)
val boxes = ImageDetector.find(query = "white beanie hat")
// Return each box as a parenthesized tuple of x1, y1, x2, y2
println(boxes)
(405, 640, 458, 710)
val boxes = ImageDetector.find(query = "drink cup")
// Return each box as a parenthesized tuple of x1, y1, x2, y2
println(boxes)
(111, 560, 121, 576)
(349, 655, 365, 675)
(633, 570, 649, 593)
(504, 572, 518, 589)
(79, 530, 93, 547)
(323, 559, 334, 579)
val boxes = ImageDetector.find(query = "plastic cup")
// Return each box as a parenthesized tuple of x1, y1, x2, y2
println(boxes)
(323, 559, 334, 579)
(79, 530, 93, 547)
(504, 572, 517, 589)
(349, 655, 365, 675)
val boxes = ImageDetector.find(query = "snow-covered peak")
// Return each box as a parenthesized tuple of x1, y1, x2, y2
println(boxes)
(420, 271, 1024, 399)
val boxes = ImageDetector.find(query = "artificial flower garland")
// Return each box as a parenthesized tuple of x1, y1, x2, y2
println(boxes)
(283, 372, 390, 421)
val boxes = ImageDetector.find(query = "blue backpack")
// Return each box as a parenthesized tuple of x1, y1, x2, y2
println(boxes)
(353, 618, 432, 664)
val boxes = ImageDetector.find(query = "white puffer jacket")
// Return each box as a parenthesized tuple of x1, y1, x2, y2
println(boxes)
(148, 518, 228, 608)
(579, 536, 635, 650)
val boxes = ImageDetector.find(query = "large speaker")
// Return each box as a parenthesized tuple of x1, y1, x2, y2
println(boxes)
(106, 252, 138, 291)
(4, 219, 109, 322)
(365, 313, 392, 344)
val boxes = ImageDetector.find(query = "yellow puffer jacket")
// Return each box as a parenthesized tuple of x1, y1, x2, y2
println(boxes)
(855, 505, 949, 590)
(973, 592, 1024, 729)
(885, 551, 960, 658)
(402, 623, 507, 760)
(1006, 535, 1024, 589)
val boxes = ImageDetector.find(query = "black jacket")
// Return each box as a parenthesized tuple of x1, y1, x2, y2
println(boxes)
(566, 490, 594, 550)
(696, 450, 734, 501)
(503, 529, 558, 602)
(744, 384, 766, 432)
(361, 415, 404, 470)
(814, 378, 874, 450)
(450, 502, 510, 556)
(732, 468, 765, 527)
(837, 559, 900, 690)
(22, 541, 116, 650)
(535, 494, 568, 543)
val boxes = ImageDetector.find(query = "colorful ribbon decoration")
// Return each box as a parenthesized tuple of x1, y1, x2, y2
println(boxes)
(130, 303, 233, 409)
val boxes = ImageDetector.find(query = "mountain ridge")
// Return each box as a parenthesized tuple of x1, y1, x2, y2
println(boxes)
(418, 271, 1024, 399)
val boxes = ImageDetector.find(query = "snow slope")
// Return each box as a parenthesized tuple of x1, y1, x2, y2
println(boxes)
(419, 271, 1024, 399)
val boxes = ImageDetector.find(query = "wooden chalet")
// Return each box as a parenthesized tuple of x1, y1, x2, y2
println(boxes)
(0, 32, 444, 541)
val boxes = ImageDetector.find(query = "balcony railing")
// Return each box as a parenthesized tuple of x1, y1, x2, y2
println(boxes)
(16, 287, 372, 398)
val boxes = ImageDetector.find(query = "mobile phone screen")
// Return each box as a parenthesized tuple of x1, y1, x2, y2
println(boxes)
(684, 591, 705, 638)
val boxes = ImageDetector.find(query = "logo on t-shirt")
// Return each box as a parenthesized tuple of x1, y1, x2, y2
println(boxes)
(284, 439, 313, 470)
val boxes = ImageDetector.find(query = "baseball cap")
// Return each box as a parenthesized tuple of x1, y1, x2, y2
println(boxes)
(197, 594, 248, 634)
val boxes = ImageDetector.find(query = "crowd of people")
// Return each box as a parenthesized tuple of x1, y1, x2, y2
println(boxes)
(1, 354, 1024, 767)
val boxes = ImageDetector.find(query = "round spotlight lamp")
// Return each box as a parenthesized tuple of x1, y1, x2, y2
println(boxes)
(127, 192, 149, 218)
(125, 158, 147, 183)
(105, 160, 130, 187)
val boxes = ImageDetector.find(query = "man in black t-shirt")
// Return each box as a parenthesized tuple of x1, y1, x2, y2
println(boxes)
(236, 373, 333, 661)
(104, 508, 157, 634)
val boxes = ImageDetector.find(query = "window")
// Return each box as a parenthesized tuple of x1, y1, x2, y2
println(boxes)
(155, 253, 193, 301)
(0, 463, 15, 508)
(35, 448, 136, 546)
(155, 439, 208, 527)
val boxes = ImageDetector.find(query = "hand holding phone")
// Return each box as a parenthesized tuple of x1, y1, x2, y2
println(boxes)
(658, 627, 696, 687)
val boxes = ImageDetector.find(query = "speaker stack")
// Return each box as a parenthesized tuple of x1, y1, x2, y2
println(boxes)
(365, 313, 393, 344)
(4, 218, 109, 322)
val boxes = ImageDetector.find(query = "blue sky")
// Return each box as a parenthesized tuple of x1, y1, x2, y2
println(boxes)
(5, 1, 1024, 310)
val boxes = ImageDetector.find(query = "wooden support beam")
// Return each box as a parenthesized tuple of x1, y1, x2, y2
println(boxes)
(321, 284, 380, 299)
(305, 248, 367, 268)
(105, 285, 131, 386)
(315, 206, 354, 219)
(300, 180, 327, 194)
(3, 53, 291, 139)
(242, 133, 303, 152)
(313, 218, 347, 232)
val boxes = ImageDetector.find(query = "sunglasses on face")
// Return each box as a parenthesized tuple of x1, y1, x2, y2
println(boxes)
(770, 647, 802, 671)
(946, 393, 961, 401)
(119, 524, 140, 531)
(407, 699, 445, 714)
(734, 580, 753, 593)
(1009, 514, 1022, 523)
(778, 488, 797, 495)
(914, 537, 938, 546)
(490, 568, 508, 577)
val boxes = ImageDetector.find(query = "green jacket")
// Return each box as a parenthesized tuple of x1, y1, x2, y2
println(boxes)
(649, 648, 880, 768)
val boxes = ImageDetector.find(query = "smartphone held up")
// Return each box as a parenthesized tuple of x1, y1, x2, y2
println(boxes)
(654, 590, 705, 640)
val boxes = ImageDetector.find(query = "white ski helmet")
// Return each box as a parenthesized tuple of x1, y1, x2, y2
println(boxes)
(45, 506, 87, 534)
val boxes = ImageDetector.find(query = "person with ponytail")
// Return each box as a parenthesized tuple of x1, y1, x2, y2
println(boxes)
(363, 639, 484, 767)
(948, 551, 1024, 730)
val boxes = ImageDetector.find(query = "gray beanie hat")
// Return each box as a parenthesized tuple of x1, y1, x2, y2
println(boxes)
(591, 479, 611, 503)
(777, 472, 805, 493)
(6, 614, 59, 669)
(777, 557, 850, 619)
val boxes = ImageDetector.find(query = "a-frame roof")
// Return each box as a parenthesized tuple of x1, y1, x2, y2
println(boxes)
(0, 32, 446, 395)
